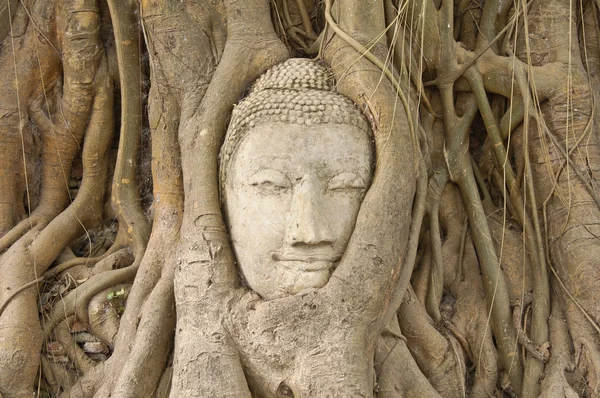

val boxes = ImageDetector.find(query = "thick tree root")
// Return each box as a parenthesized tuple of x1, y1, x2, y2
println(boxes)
(375, 330, 442, 397)
(88, 283, 132, 348)
(43, 263, 137, 336)
(398, 287, 466, 397)
(53, 317, 96, 374)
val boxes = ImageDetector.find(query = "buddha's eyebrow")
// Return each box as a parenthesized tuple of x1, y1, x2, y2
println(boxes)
(241, 155, 291, 171)
(323, 157, 372, 172)
(247, 155, 291, 164)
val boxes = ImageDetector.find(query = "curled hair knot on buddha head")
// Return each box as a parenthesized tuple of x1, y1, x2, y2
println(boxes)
(219, 58, 372, 199)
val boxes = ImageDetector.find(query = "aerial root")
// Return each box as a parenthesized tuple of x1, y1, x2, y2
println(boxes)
(57, 361, 105, 398)
(443, 320, 475, 362)
(398, 287, 466, 396)
(110, 274, 175, 398)
(0, 249, 133, 318)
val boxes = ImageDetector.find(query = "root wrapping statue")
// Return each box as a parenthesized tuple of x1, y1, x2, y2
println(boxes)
(220, 58, 374, 299)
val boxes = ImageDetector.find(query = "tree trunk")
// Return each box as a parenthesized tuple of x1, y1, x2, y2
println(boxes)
(1, 0, 600, 397)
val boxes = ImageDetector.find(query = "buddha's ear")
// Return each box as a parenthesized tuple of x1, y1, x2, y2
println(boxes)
(323, 1, 416, 317)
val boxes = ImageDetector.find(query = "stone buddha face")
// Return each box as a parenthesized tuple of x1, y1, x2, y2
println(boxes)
(224, 122, 372, 299)
(221, 58, 373, 299)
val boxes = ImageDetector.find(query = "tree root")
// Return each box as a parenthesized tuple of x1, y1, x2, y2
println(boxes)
(88, 283, 132, 348)
(155, 366, 173, 397)
(513, 298, 551, 364)
(0, 215, 43, 253)
(375, 331, 442, 397)
(109, 271, 175, 398)
(43, 263, 138, 336)
(0, 249, 133, 318)
(398, 286, 466, 397)
(439, 184, 499, 397)
(41, 356, 78, 396)
(53, 317, 96, 375)
(57, 248, 134, 281)
(540, 295, 580, 398)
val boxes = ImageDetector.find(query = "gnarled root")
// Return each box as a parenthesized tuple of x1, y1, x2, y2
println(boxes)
(375, 330, 442, 398)
(540, 295, 580, 398)
(398, 287, 467, 397)
(88, 283, 132, 347)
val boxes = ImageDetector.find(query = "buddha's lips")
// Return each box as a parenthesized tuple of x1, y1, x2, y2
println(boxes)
(271, 252, 341, 272)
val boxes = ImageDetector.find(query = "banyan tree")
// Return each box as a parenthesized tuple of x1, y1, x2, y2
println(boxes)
(1, 0, 600, 397)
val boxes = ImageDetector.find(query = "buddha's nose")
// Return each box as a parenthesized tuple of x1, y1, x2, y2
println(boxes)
(286, 178, 334, 246)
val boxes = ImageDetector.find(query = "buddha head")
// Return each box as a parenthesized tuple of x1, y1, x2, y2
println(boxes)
(220, 58, 373, 299)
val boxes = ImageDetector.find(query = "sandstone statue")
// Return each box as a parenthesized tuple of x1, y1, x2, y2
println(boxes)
(1, 0, 600, 397)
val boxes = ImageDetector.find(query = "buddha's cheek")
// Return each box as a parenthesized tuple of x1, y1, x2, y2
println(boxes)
(226, 189, 291, 296)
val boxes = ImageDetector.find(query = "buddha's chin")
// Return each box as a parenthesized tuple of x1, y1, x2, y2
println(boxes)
(252, 264, 334, 299)
(287, 268, 331, 295)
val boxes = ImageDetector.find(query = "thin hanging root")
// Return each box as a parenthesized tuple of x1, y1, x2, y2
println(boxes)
(541, 110, 593, 210)
(293, 0, 316, 39)
(464, 66, 550, 396)
(549, 263, 600, 337)
(437, 68, 522, 392)
(0, 274, 44, 316)
(0, 79, 116, 319)
(2, 0, 109, 253)
(0, 74, 114, 316)
(383, 0, 435, 116)
(543, 116, 600, 209)
(383, 154, 428, 329)
(324, 0, 416, 145)
(27, 86, 84, 225)
(0, 0, 60, 239)
(274, 0, 315, 51)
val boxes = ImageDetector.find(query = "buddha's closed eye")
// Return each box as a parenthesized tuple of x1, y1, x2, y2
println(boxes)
(328, 172, 366, 192)
(248, 169, 291, 193)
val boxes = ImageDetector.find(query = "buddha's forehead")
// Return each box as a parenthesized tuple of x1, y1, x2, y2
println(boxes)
(230, 122, 373, 179)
